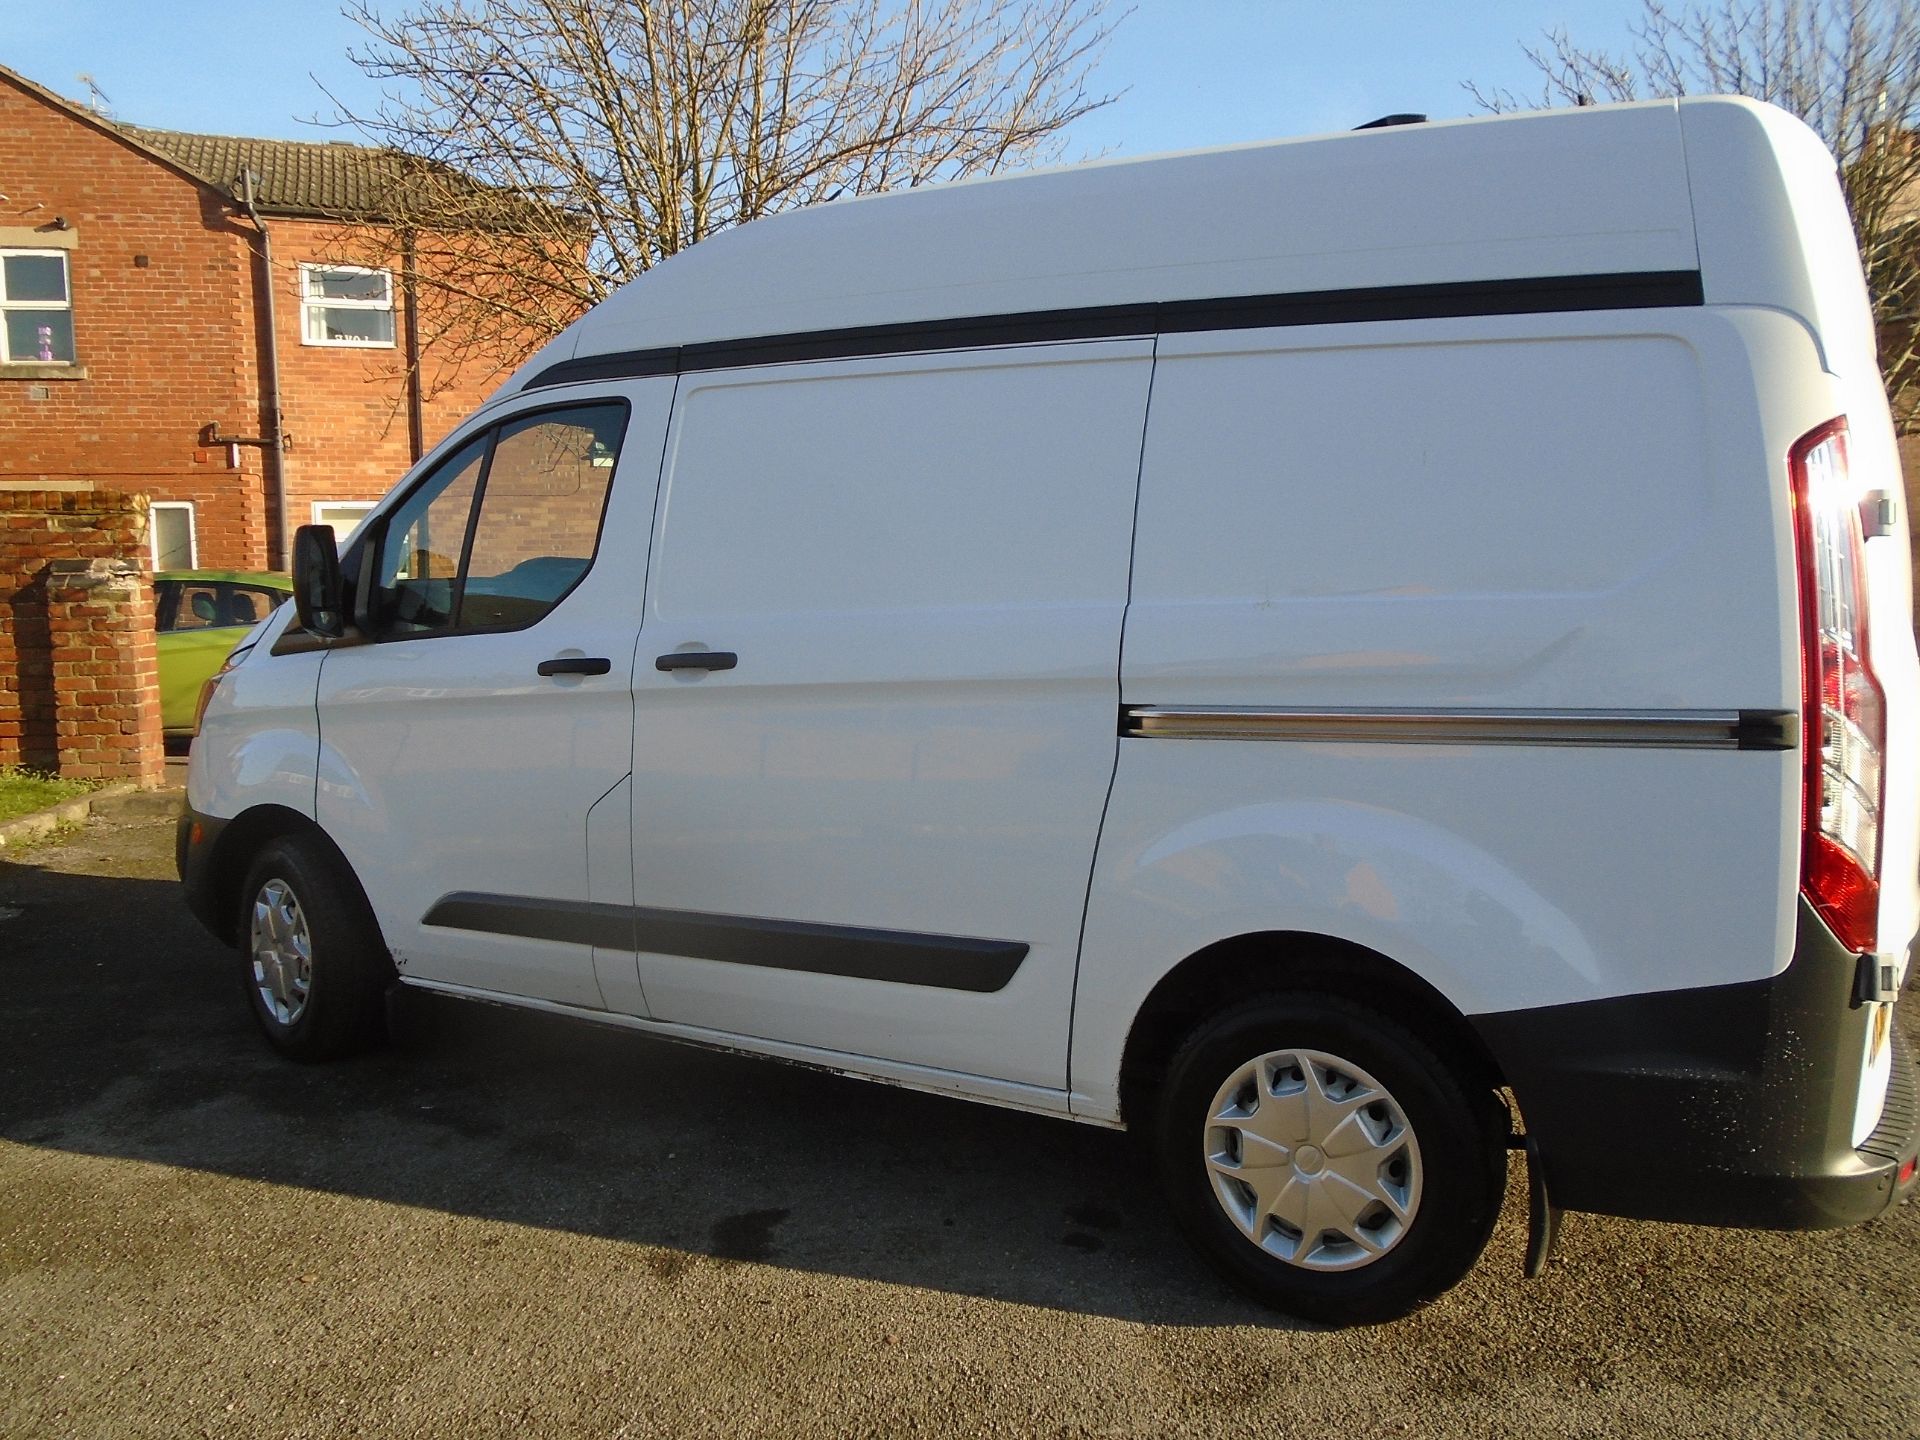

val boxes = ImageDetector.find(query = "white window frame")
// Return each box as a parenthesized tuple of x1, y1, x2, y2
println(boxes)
(1, 248, 75, 364)
(299, 263, 396, 349)
(150, 501, 198, 571)
(311, 499, 376, 539)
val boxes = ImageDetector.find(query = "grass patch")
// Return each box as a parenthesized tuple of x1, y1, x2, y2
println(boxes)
(0, 767, 102, 825)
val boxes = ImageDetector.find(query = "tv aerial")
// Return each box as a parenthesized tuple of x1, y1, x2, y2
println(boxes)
(77, 74, 114, 117)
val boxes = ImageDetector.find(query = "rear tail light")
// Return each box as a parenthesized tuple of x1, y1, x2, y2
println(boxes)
(1791, 418, 1886, 954)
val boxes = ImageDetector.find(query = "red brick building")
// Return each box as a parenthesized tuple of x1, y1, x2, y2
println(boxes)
(0, 63, 535, 573)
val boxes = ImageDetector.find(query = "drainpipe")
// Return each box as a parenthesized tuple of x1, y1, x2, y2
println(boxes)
(402, 228, 425, 462)
(234, 169, 290, 571)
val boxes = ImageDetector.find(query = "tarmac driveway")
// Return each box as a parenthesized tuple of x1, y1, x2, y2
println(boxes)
(2, 806, 1917, 1438)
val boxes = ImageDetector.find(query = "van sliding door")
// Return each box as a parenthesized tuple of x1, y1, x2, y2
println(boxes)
(625, 340, 1153, 1094)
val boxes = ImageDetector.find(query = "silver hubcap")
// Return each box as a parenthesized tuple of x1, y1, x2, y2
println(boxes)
(1204, 1047, 1422, 1271)
(250, 878, 313, 1026)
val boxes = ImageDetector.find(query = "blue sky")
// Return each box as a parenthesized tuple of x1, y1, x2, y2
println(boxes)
(3, 1, 1649, 155)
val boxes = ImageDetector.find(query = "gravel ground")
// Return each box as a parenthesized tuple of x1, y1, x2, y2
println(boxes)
(2, 807, 1917, 1439)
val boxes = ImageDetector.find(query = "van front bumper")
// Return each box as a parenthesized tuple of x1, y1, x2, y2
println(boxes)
(1473, 900, 1917, 1230)
(176, 805, 231, 940)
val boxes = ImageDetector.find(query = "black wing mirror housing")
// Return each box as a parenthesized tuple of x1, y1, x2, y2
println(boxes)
(291, 524, 346, 638)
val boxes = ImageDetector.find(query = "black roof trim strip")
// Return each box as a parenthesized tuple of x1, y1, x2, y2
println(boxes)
(526, 269, 1706, 389)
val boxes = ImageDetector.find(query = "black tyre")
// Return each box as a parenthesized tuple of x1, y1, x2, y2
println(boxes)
(236, 835, 392, 1061)
(1153, 991, 1506, 1325)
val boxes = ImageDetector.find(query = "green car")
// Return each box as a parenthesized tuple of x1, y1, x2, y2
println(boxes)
(155, 570, 293, 736)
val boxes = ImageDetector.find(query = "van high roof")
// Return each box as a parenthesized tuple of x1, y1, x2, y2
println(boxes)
(501, 96, 1870, 398)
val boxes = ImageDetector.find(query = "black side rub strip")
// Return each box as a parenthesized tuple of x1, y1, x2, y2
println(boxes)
(527, 270, 1706, 389)
(425, 894, 635, 949)
(422, 893, 1029, 993)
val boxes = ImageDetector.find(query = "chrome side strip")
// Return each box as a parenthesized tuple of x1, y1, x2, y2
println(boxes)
(1121, 706, 1798, 751)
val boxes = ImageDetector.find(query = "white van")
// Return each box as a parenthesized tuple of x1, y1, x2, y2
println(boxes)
(180, 97, 1919, 1324)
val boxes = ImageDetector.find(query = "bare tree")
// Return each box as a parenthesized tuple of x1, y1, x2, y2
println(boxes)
(322, 0, 1123, 385)
(1468, 0, 1920, 432)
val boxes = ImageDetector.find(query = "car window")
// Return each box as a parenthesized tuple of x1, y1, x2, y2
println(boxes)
(157, 581, 289, 633)
(371, 435, 488, 634)
(366, 404, 626, 639)
(166, 582, 226, 632)
(222, 584, 289, 627)
(459, 406, 625, 630)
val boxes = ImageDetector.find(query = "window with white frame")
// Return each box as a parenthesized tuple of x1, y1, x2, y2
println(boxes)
(311, 500, 375, 539)
(151, 502, 197, 571)
(300, 264, 396, 347)
(1, 250, 75, 363)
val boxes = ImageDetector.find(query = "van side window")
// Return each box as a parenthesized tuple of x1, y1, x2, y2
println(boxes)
(460, 406, 626, 630)
(373, 434, 488, 634)
(368, 403, 627, 637)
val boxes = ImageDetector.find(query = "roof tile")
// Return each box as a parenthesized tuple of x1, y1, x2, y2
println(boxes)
(118, 125, 413, 219)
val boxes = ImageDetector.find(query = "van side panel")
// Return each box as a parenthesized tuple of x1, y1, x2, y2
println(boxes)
(587, 774, 645, 1017)
(1121, 313, 1792, 707)
(625, 343, 1151, 1091)
(1073, 308, 1827, 1119)
(1075, 743, 1793, 1100)
(187, 607, 320, 825)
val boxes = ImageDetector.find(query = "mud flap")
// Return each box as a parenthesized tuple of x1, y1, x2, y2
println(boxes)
(1514, 1130, 1560, 1278)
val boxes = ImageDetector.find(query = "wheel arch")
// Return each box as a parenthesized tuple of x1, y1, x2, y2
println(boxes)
(1116, 930, 1508, 1132)
(198, 805, 381, 950)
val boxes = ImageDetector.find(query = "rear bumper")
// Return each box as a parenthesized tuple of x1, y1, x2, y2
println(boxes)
(1474, 899, 1918, 1230)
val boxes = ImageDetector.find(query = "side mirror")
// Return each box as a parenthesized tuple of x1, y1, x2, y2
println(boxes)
(292, 524, 346, 638)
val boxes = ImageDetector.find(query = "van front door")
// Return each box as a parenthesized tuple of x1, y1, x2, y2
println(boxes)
(314, 383, 672, 1010)
(627, 343, 1153, 1094)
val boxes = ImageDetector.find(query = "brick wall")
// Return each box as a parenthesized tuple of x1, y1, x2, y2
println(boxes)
(0, 489, 163, 784)
(269, 219, 505, 534)
(0, 78, 265, 571)
(0, 71, 549, 577)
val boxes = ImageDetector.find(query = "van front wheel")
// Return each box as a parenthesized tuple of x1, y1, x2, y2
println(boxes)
(1153, 993, 1505, 1325)
(236, 836, 390, 1061)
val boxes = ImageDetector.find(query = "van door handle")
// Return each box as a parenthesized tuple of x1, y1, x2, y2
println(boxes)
(655, 650, 738, 672)
(537, 657, 612, 676)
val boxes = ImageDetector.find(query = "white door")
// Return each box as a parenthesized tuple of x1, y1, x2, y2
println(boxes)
(627, 342, 1153, 1091)
(315, 382, 673, 1009)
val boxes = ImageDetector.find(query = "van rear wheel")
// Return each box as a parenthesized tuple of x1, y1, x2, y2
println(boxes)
(237, 836, 390, 1061)
(1153, 992, 1505, 1325)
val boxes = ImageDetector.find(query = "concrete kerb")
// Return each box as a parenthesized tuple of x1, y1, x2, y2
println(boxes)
(0, 780, 181, 850)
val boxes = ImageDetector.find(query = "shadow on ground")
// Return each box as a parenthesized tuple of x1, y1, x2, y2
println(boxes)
(0, 823, 1287, 1327)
